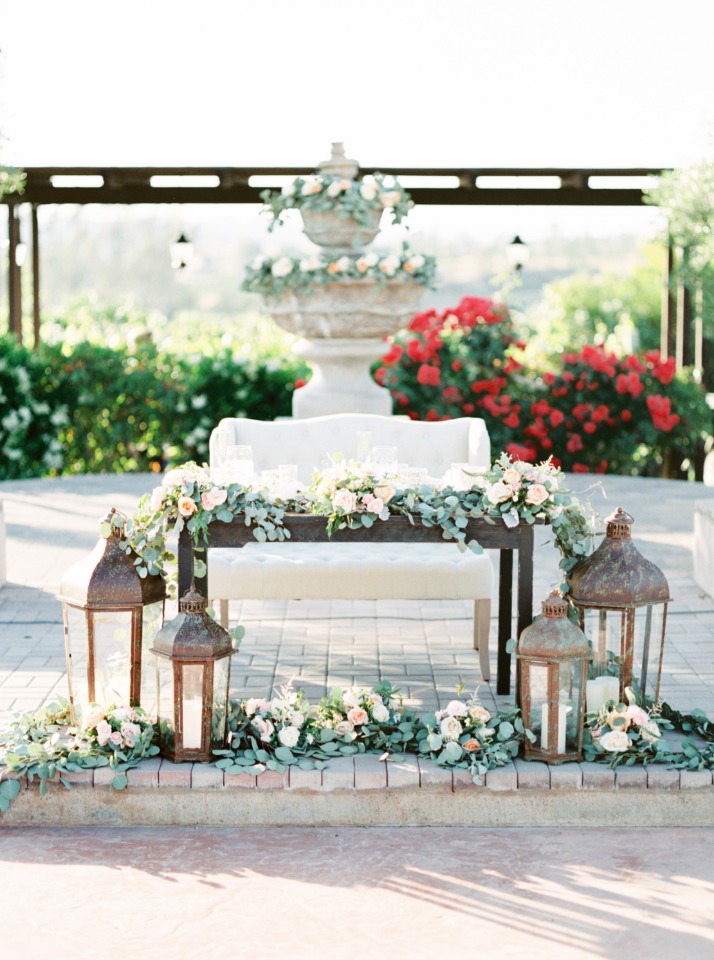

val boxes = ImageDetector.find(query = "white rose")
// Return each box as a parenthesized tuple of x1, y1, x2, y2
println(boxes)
(250, 255, 266, 271)
(440, 716, 463, 741)
(503, 468, 522, 487)
(299, 255, 322, 272)
(487, 480, 514, 504)
(334, 720, 355, 737)
(281, 182, 296, 197)
(378, 255, 401, 277)
(332, 488, 358, 513)
(445, 700, 468, 717)
(278, 725, 300, 748)
(600, 729, 631, 753)
(81, 704, 106, 730)
(291, 710, 306, 728)
(327, 180, 345, 198)
(342, 689, 361, 709)
(271, 257, 294, 278)
(371, 703, 390, 723)
(362, 252, 379, 267)
(360, 182, 377, 201)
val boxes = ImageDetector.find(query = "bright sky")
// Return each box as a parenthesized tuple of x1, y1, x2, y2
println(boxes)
(2, 0, 712, 240)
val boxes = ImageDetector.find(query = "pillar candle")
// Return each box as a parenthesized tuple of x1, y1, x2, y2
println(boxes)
(182, 700, 203, 749)
(541, 703, 571, 753)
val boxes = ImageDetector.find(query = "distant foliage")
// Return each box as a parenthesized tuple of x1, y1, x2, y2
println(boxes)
(0, 307, 307, 479)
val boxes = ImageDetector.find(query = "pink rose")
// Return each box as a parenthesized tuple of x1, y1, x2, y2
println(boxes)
(177, 495, 197, 517)
(525, 483, 549, 506)
(347, 707, 369, 726)
(96, 720, 112, 746)
(362, 493, 384, 515)
(625, 705, 650, 727)
(110, 730, 123, 746)
(121, 722, 142, 747)
(334, 720, 355, 737)
(201, 487, 228, 510)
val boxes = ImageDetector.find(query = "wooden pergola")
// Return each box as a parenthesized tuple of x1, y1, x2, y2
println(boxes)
(3, 164, 690, 366)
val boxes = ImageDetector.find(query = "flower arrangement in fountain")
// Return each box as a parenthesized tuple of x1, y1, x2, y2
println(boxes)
(260, 171, 413, 230)
(583, 687, 672, 767)
(241, 245, 437, 298)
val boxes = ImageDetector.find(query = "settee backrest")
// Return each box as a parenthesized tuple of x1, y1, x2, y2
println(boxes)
(209, 414, 490, 483)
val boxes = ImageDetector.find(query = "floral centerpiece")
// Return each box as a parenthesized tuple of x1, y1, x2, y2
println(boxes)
(260, 170, 413, 231)
(417, 689, 523, 782)
(582, 687, 672, 767)
(314, 682, 416, 755)
(0, 698, 158, 800)
(307, 461, 396, 535)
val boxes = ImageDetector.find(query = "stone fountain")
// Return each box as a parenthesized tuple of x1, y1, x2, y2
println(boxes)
(253, 144, 432, 419)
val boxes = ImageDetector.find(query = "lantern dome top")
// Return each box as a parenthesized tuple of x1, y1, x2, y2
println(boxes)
(57, 508, 165, 609)
(567, 506, 670, 608)
(151, 587, 233, 660)
(518, 595, 590, 659)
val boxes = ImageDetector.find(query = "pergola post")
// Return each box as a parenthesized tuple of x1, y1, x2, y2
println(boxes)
(660, 238, 675, 359)
(31, 204, 40, 348)
(7, 204, 22, 341)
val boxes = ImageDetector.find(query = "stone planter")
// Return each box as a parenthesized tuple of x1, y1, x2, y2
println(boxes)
(265, 277, 423, 340)
(300, 208, 382, 252)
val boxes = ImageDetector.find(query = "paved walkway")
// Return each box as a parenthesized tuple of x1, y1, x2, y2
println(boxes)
(1, 471, 713, 723)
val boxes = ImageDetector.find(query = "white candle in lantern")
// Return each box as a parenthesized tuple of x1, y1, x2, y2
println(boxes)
(182, 700, 203, 749)
(602, 676, 621, 705)
(541, 703, 571, 754)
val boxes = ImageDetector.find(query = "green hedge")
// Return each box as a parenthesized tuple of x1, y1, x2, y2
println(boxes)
(0, 327, 307, 480)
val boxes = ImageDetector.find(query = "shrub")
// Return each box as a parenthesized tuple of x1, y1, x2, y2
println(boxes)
(375, 296, 536, 457)
(517, 345, 711, 476)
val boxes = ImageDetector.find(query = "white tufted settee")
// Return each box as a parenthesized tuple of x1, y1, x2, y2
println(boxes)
(207, 414, 494, 680)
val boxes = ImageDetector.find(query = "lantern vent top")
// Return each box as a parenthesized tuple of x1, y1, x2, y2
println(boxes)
(179, 584, 208, 616)
(605, 507, 634, 540)
(541, 592, 569, 619)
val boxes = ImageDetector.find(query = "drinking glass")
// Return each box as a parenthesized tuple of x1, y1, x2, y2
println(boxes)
(356, 431, 372, 463)
(224, 445, 254, 485)
(211, 425, 233, 482)
(371, 445, 398, 477)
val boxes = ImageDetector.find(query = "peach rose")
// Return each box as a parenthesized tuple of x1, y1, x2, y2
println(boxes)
(177, 495, 197, 517)
(333, 489, 358, 513)
(525, 483, 549, 506)
(374, 481, 395, 503)
(347, 707, 369, 726)
(463, 739, 481, 752)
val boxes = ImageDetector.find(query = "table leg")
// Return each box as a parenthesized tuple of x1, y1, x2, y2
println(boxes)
(517, 525, 535, 639)
(497, 549, 513, 695)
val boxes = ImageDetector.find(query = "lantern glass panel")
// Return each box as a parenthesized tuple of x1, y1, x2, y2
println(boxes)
(579, 608, 625, 675)
(526, 662, 549, 747)
(211, 657, 231, 749)
(579, 604, 666, 699)
(557, 661, 583, 753)
(156, 654, 175, 754)
(92, 610, 134, 705)
(181, 663, 205, 751)
(140, 600, 164, 715)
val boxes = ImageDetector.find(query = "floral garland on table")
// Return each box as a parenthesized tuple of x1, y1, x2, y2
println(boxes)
(0, 699, 159, 810)
(241, 245, 437, 298)
(260, 171, 413, 230)
(123, 453, 596, 596)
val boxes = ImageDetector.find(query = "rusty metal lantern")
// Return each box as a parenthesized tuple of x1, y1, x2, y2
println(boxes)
(518, 592, 590, 764)
(568, 507, 671, 704)
(57, 508, 166, 722)
(151, 585, 234, 763)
